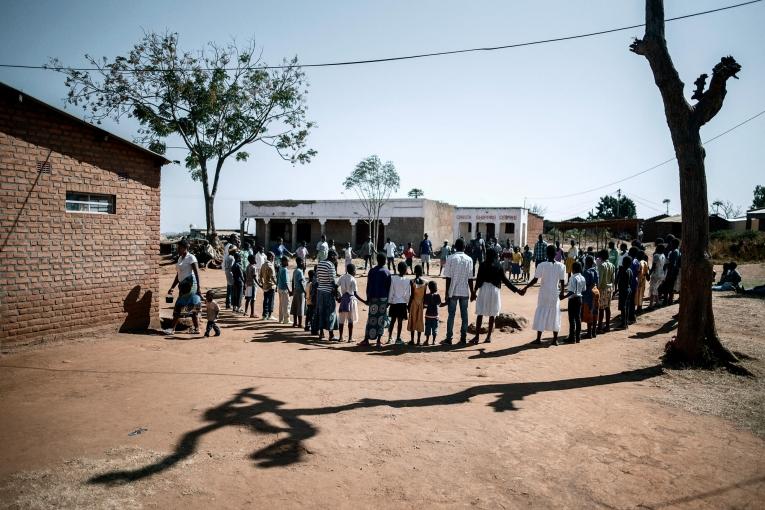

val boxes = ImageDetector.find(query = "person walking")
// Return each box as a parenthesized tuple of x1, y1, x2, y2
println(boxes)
(441, 238, 474, 345)
(438, 240, 451, 276)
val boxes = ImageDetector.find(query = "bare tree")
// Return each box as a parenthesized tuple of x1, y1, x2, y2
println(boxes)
(711, 200, 742, 219)
(630, 0, 745, 370)
(529, 203, 547, 217)
(343, 156, 400, 248)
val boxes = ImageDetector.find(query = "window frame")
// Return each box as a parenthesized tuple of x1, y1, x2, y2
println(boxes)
(65, 192, 116, 215)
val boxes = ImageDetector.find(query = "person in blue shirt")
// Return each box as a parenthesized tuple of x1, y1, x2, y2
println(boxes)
(358, 253, 392, 347)
(419, 233, 433, 276)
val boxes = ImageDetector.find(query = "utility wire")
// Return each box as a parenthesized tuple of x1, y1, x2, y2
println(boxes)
(0, 0, 760, 72)
(526, 108, 765, 200)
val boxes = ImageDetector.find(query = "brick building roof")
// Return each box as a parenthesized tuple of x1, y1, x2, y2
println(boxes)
(1, 81, 171, 165)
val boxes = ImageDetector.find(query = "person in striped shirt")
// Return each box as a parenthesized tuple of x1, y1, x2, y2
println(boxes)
(315, 250, 339, 341)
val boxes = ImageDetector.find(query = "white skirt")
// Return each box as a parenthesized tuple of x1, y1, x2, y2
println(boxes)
(475, 284, 501, 317)
(532, 288, 561, 332)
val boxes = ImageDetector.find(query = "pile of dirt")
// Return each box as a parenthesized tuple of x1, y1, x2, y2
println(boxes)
(468, 312, 527, 334)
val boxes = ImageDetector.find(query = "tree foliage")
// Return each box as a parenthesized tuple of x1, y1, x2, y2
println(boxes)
(752, 185, 765, 210)
(343, 155, 400, 247)
(407, 188, 424, 199)
(51, 31, 316, 239)
(589, 195, 637, 219)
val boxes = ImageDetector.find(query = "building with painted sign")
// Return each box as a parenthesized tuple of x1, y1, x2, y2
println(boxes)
(240, 198, 541, 251)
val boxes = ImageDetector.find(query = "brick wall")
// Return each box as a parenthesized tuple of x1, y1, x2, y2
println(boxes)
(0, 87, 163, 346)
(527, 212, 544, 246)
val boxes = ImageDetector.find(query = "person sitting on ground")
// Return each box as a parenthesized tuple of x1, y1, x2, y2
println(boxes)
(203, 290, 221, 338)
(337, 263, 366, 342)
(470, 247, 522, 344)
(387, 261, 411, 345)
(712, 261, 742, 291)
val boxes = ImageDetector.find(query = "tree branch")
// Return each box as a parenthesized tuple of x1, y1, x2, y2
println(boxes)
(692, 56, 741, 127)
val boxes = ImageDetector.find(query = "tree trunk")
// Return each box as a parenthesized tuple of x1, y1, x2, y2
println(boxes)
(631, 0, 744, 370)
(204, 193, 216, 241)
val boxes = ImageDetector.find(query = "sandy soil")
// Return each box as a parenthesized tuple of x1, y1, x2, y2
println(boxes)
(0, 259, 763, 509)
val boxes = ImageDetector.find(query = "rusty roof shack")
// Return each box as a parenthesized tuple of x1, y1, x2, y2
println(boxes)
(0, 82, 170, 347)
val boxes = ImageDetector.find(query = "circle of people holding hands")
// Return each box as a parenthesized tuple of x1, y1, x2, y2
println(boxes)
(165, 230, 690, 347)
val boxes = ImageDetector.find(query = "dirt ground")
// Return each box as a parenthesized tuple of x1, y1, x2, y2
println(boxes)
(1, 259, 763, 509)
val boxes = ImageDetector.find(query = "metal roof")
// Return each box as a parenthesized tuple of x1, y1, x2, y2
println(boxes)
(1, 81, 171, 165)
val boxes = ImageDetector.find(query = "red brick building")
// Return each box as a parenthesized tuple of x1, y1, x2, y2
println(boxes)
(0, 82, 169, 347)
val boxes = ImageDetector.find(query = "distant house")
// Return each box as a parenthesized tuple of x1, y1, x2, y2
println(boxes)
(746, 208, 765, 232)
(0, 81, 170, 346)
(643, 213, 731, 241)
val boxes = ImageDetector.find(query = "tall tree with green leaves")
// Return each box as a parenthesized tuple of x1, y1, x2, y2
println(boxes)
(343, 155, 400, 248)
(589, 195, 637, 219)
(407, 188, 424, 199)
(631, 0, 744, 370)
(52, 31, 316, 240)
(752, 185, 765, 210)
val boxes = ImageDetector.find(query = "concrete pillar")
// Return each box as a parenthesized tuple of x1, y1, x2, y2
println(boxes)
(291, 218, 298, 251)
(471, 221, 477, 238)
(350, 219, 357, 248)
(319, 218, 327, 237)
(263, 218, 270, 251)
(494, 222, 501, 242)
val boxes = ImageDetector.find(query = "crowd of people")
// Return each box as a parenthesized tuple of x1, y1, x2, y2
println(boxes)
(163, 230, 748, 346)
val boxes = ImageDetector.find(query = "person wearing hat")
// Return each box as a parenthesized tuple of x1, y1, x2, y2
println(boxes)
(165, 239, 203, 335)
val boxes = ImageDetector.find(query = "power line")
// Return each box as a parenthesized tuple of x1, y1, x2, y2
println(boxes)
(526, 108, 765, 200)
(0, 0, 760, 72)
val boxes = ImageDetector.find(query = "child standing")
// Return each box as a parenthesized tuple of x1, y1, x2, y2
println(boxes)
(291, 257, 306, 328)
(561, 261, 586, 343)
(259, 251, 277, 320)
(423, 280, 444, 345)
(387, 261, 411, 344)
(403, 243, 415, 274)
(522, 245, 532, 281)
(244, 254, 258, 318)
(581, 256, 600, 339)
(337, 263, 366, 342)
(277, 256, 292, 324)
(511, 246, 523, 282)
(304, 269, 315, 332)
(407, 264, 427, 346)
(204, 290, 221, 337)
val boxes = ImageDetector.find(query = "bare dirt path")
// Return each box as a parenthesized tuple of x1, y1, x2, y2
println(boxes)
(1, 261, 763, 509)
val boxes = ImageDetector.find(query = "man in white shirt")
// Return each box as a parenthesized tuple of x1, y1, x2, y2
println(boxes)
(441, 238, 474, 345)
(383, 238, 397, 271)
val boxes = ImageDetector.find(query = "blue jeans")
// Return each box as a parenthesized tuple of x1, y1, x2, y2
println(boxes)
(446, 296, 469, 341)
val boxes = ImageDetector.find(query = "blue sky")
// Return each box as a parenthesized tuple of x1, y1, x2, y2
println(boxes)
(2, 0, 763, 232)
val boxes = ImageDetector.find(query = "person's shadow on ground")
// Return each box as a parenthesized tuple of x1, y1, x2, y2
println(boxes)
(89, 364, 662, 485)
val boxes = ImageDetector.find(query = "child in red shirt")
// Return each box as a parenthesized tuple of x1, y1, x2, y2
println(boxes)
(403, 243, 416, 274)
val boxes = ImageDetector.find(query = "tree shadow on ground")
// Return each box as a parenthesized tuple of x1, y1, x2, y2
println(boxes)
(629, 317, 678, 339)
(88, 364, 663, 485)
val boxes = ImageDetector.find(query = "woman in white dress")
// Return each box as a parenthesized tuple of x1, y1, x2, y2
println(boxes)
(648, 244, 666, 308)
(336, 263, 367, 342)
(521, 244, 566, 345)
(470, 249, 522, 344)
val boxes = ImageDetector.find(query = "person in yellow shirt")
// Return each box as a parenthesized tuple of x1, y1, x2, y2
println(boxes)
(511, 246, 523, 282)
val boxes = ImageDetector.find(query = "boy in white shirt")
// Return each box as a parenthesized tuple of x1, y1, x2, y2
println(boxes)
(561, 261, 586, 343)
(387, 261, 411, 345)
(383, 238, 397, 271)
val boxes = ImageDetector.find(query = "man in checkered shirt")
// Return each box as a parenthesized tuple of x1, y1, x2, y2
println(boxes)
(533, 234, 548, 268)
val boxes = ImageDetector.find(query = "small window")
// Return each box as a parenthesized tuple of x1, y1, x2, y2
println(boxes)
(65, 192, 115, 214)
(37, 161, 51, 174)
(504, 223, 515, 234)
